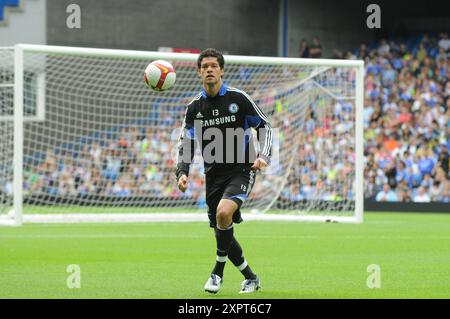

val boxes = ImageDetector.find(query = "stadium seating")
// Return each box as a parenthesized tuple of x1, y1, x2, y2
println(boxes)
(0, 0, 20, 22)
(361, 33, 449, 202)
(14, 33, 449, 203)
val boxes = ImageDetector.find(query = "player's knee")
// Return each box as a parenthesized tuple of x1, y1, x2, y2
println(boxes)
(216, 208, 232, 228)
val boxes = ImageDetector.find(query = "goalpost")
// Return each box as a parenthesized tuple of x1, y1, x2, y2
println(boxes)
(0, 44, 364, 225)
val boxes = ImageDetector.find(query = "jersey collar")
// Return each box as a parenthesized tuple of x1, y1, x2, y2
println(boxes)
(201, 82, 228, 98)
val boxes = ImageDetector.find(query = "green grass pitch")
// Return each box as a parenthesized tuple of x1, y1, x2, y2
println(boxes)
(1, 212, 449, 298)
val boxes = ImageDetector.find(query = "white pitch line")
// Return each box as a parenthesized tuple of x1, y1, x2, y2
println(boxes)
(18, 213, 360, 224)
(0, 234, 449, 240)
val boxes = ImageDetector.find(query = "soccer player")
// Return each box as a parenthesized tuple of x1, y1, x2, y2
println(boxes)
(175, 48, 273, 294)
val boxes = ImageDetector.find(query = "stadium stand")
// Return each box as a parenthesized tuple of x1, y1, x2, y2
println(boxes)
(360, 33, 449, 202)
(7, 33, 448, 204)
(0, 0, 20, 22)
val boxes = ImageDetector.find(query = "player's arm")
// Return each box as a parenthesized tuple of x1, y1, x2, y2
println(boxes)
(176, 105, 196, 191)
(241, 92, 273, 169)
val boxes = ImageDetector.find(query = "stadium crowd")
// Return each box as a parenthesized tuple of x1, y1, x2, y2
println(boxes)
(2, 33, 448, 204)
(358, 33, 449, 202)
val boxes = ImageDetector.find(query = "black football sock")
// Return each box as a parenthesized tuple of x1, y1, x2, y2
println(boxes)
(228, 236, 257, 280)
(212, 224, 234, 278)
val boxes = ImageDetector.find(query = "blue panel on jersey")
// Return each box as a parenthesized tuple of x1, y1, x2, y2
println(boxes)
(245, 115, 261, 128)
(243, 117, 251, 153)
(201, 83, 228, 98)
(243, 115, 260, 157)
(187, 127, 196, 139)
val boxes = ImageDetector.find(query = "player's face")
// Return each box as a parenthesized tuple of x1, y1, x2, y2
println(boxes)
(198, 57, 224, 86)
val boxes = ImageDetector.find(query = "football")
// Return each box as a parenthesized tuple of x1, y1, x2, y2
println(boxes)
(144, 59, 176, 91)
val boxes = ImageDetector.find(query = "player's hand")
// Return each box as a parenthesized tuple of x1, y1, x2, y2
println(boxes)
(251, 157, 268, 172)
(177, 174, 188, 192)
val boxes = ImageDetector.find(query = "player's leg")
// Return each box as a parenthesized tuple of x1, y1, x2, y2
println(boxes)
(216, 198, 238, 230)
(228, 235, 260, 293)
(210, 198, 238, 281)
(220, 198, 259, 292)
(222, 167, 260, 293)
(221, 166, 255, 226)
(227, 236, 257, 280)
(204, 175, 228, 293)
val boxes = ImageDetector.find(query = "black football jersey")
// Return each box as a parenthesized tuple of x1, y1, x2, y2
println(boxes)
(176, 83, 272, 178)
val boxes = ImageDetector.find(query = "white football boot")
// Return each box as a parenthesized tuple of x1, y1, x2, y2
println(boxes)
(239, 276, 261, 294)
(204, 274, 223, 294)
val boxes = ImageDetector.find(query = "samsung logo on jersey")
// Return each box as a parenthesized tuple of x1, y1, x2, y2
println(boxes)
(201, 115, 236, 127)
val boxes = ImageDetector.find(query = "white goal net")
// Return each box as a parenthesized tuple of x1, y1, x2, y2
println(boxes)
(0, 48, 15, 224)
(0, 44, 364, 225)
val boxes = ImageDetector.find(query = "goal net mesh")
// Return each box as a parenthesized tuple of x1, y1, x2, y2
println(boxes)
(1, 47, 359, 222)
(0, 48, 14, 216)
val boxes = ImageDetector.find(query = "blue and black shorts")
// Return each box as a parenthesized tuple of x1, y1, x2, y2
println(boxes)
(205, 166, 256, 228)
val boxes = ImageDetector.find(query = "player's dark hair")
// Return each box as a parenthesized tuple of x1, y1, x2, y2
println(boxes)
(197, 48, 225, 69)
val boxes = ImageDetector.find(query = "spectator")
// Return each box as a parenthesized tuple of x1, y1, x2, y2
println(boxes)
(396, 180, 412, 202)
(438, 32, 450, 51)
(381, 63, 397, 86)
(435, 145, 449, 175)
(309, 37, 323, 58)
(299, 38, 309, 58)
(430, 180, 444, 201)
(378, 39, 390, 56)
(417, 42, 428, 63)
(413, 186, 431, 202)
(89, 143, 102, 167)
(376, 183, 398, 202)
(418, 153, 435, 176)
(345, 51, 357, 60)
(421, 173, 433, 189)
(384, 161, 397, 189)
(395, 160, 408, 183)
(436, 47, 448, 62)
(359, 43, 369, 60)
